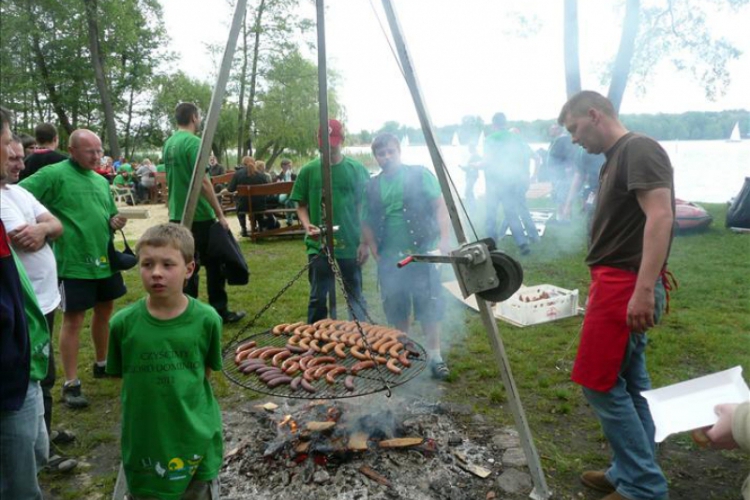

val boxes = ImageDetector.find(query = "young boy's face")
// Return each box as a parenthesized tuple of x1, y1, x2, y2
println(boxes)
(373, 142, 401, 170)
(138, 244, 195, 298)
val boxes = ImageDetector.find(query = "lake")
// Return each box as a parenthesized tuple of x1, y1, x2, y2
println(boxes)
(345, 139, 750, 204)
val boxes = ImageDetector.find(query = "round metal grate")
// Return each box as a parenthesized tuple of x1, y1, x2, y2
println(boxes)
(223, 325, 428, 399)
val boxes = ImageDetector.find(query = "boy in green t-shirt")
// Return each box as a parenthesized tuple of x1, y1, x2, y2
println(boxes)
(107, 224, 223, 500)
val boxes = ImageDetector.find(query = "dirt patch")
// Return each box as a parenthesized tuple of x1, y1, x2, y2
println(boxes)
(119, 202, 245, 241)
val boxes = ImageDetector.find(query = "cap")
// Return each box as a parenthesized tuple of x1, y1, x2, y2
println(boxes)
(318, 119, 344, 148)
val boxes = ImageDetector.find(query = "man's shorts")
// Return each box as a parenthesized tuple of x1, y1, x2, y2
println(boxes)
(59, 274, 127, 312)
(378, 256, 444, 325)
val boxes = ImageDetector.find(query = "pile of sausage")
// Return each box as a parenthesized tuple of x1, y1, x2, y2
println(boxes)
(233, 319, 421, 394)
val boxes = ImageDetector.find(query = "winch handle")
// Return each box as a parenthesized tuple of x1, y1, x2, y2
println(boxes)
(397, 256, 414, 268)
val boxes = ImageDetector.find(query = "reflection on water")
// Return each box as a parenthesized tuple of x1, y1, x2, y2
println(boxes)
(346, 140, 750, 204)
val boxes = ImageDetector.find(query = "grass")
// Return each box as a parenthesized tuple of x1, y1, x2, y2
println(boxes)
(41, 201, 749, 499)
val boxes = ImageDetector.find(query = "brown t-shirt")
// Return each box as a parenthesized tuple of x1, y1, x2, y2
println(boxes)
(586, 133, 675, 271)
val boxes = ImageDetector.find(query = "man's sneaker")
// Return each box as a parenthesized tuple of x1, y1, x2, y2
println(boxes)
(45, 454, 78, 474)
(222, 310, 246, 324)
(62, 383, 89, 409)
(430, 361, 450, 380)
(92, 363, 113, 379)
(580, 470, 615, 493)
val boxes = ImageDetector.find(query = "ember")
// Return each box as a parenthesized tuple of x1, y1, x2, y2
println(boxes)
(221, 395, 536, 499)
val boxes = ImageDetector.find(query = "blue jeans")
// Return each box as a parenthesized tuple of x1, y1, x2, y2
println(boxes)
(486, 181, 538, 248)
(0, 381, 48, 500)
(582, 282, 668, 500)
(307, 255, 367, 324)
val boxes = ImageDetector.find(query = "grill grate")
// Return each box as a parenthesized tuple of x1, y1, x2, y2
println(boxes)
(223, 329, 427, 399)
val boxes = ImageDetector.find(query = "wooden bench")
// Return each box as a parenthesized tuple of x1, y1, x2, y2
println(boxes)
(236, 181, 305, 241)
(154, 172, 168, 205)
(211, 172, 236, 213)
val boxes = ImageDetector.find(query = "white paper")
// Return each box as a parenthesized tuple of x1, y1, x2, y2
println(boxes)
(643, 366, 750, 442)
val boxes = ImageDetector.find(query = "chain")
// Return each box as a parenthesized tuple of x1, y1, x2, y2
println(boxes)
(223, 253, 321, 354)
(323, 246, 393, 397)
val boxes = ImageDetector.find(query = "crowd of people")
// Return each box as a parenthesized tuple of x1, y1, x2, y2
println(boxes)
(1, 92, 747, 500)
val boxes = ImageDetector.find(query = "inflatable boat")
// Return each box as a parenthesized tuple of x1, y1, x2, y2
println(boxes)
(675, 199, 713, 230)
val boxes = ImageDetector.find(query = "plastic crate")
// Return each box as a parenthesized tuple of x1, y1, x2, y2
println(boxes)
(494, 284, 579, 327)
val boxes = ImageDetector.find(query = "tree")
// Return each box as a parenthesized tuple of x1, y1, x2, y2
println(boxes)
(253, 50, 340, 164)
(564, 0, 747, 112)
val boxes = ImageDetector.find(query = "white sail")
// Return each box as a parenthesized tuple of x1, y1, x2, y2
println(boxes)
(728, 121, 741, 142)
(400, 134, 410, 148)
(451, 131, 460, 147)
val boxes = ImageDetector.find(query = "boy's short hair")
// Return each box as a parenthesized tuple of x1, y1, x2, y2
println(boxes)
(371, 133, 400, 155)
(136, 223, 195, 263)
(175, 102, 199, 126)
(557, 90, 617, 125)
(34, 123, 58, 144)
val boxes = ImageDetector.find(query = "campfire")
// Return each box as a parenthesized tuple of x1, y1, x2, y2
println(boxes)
(221, 394, 536, 499)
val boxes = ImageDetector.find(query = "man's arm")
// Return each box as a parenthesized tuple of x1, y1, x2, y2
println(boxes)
(9, 212, 63, 252)
(296, 202, 319, 239)
(628, 187, 673, 332)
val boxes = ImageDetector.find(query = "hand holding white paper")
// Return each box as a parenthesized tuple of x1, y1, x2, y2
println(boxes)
(642, 366, 750, 443)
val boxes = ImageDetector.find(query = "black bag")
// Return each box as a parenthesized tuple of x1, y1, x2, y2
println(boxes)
(108, 228, 138, 271)
(726, 177, 750, 229)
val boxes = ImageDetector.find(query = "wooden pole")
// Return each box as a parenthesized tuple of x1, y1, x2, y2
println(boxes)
(380, 2, 551, 498)
(316, 0, 337, 317)
(181, 0, 248, 229)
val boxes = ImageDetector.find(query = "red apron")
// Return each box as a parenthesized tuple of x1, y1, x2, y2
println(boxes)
(571, 266, 637, 392)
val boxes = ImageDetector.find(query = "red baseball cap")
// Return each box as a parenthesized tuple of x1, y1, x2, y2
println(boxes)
(318, 119, 344, 148)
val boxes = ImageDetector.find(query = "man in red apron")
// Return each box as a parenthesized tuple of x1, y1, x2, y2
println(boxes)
(558, 91, 675, 500)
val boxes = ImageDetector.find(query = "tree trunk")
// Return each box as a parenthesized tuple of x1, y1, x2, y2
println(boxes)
(27, 24, 74, 134)
(608, 0, 640, 113)
(563, 0, 581, 97)
(125, 81, 136, 158)
(237, 10, 249, 161)
(244, 0, 266, 157)
(82, 0, 120, 158)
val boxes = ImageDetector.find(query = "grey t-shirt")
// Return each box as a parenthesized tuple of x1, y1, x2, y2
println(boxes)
(586, 133, 675, 271)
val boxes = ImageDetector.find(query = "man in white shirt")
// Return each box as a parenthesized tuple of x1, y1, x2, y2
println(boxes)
(1, 135, 76, 472)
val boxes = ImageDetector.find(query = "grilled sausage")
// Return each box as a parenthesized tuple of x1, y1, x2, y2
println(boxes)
(386, 358, 402, 374)
(290, 376, 302, 391)
(321, 341, 338, 354)
(267, 375, 293, 388)
(334, 343, 348, 359)
(234, 340, 257, 354)
(271, 350, 292, 367)
(301, 379, 317, 393)
(351, 360, 376, 374)
(259, 348, 285, 360)
(344, 375, 356, 392)
(272, 324, 288, 335)
(325, 366, 348, 384)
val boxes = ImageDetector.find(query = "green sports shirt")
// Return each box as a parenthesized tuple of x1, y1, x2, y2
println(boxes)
(163, 131, 216, 222)
(107, 297, 223, 499)
(19, 159, 119, 279)
(289, 156, 370, 259)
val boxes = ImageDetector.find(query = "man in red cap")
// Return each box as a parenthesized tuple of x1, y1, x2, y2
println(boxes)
(290, 119, 370, 323)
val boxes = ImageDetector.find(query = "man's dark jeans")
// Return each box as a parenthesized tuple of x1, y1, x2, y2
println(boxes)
(307, 254, 366, 324)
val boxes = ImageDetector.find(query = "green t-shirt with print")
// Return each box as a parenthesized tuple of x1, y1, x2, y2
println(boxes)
(289, 156, 370, 259)
(113, 174, 130, 187)
(364, 166, 441, 258)
(19, 159, 119, 279)
(162, 131, 215, 222)
(107, 297, 223, 500)
(14, 251, 49, 381)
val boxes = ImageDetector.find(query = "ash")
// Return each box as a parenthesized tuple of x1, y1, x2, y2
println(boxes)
(220, 391, 535, 500)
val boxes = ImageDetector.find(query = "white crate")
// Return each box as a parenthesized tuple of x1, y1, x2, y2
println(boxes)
(494, 284, 579, 327)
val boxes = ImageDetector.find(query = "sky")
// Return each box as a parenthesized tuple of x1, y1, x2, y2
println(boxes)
(161, 0, 750, 132)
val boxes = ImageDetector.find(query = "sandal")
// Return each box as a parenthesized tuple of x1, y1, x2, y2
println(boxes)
(50, 429, 76, 445)
(46, 454, 78, 473)
(430, 361, 450, 380)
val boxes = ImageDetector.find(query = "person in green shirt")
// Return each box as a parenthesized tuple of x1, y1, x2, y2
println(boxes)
(362, 133, 451, 380)
(163, 102, 245, 324)
(20, 129, 128, 409)
(290, 119, 370, 324)
(107, 223, 222, 500)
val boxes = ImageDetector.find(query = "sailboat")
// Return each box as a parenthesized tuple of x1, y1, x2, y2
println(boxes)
(400, 134, 410, 148)
(728, 121, 741, 142)
(451, 131, 460, 147)
(476, 130, 485, 156)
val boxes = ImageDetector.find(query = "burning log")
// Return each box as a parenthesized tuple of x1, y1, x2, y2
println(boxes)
(305, 421, 336, 432)
(378, 437, 424, 448)
(348, 432, 369, 451)
(359, 465, 391, 487)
